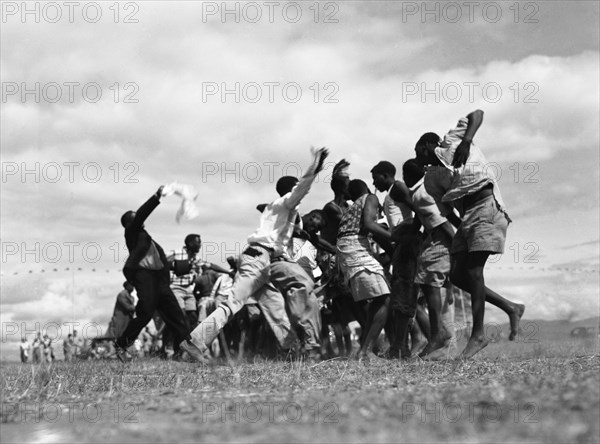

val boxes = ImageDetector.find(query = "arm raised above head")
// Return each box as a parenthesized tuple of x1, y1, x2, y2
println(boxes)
(452, 110, 484, 168)
(284, 147, 329, 209)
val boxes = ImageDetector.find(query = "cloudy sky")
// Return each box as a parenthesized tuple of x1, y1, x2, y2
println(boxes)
(1, 1, 599, 352)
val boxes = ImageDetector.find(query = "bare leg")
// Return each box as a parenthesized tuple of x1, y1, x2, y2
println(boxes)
(450, 252, 488, 359)
(419, 285, 450, 357)
(485, 287, 525, 340)
(415, 304, 431, 339)
(358, 296, 390, 358)
(451, 254, 524, 341)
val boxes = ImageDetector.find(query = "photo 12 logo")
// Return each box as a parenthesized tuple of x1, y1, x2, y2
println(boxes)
(400, 2, 540, 24)
(2, 82, 140, 104)
(200, 401, 339, 423)
(201, 1, 340, 24)
(1, 162, 140, 184)
(1, 321, 104, 343)
(401, 82, 539, 104)
(201, 82, 339, 104)
(1, 2, 140, 24)
(401, 401, 540, 423)
(2, 402, 139, 424)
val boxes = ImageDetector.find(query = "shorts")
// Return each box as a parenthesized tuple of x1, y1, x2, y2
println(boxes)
(348, 270, 390, 302)
(451, 195, 509, 254)
(415, 229, 451, 287)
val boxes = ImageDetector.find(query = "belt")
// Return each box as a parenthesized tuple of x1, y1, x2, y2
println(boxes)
(248, 242, 274, 252)
(462, 184, 493, 209)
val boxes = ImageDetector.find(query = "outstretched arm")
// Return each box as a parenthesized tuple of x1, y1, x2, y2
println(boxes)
(452, 110, 484, 167)
(284, 148, 329, 209)
(129, 186, 164, 232)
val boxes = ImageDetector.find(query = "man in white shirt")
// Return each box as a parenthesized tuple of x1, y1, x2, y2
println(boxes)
(182, 148, 329, 361)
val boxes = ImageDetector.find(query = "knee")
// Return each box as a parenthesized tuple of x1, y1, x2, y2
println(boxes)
(465, 266, 484, 285)
(449, 267, 466, 290)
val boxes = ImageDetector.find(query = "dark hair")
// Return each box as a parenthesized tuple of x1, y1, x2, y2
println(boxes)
(402, 158, 424, 186)
(348, 179, 370, 201)
(330, 175, 348, 193)
(415, 132, 440, 148)
(307, 209, 325, 220)
(370, 161, 396, 177)
(185, 234, 201, 246)
(120, 211, 135, 228)
(276, 176, 298, 196)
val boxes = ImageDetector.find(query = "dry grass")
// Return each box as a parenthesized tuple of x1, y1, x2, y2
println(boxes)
(1, 327, 599, 443)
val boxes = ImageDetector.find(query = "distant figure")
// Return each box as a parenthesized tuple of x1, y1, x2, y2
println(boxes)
(43, 335, 54, 363)
(106, 282, 136, 339)
(19, 337, 30, 363)
(63, 334, 74, 362)
(72, 329, 84, 358)
(32, 332, 43, 364)
(140, 327, 154, 356)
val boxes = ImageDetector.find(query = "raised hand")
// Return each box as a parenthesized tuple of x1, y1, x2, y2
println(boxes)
(314, 147, 329, 175)
(332, 158, 350, 177)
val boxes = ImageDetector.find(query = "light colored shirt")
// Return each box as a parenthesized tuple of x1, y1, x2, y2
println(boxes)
(409, 178, 448, 231)
(434, 117, 506, 211)
(292, 238, 322, 279)
(168, 248, 201, 287)
(247, 151, 322, 257)
(384, 183, 413, 229)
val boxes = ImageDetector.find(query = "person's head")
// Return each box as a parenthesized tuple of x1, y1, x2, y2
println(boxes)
(120, 210, 136, 228)
(414, 132, 441, 166)
(276, 176, 299, 196)
(184, 234, 202, 254)
(348, 179, 370, 201)
(330, 174, 350, 199)
(370, 161, 397, 192)
(402, 158, 425, 188)
(123, 281, 134, 293)
(73, 330, 78, 337)
(68, 334, 72, 339)
(302, 210, 326, 234)
(21, 337, 26, 342)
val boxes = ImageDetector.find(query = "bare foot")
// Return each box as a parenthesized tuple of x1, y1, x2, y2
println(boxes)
(509, 304, 526, 341)
(418, 331, 450, 358)
(357, 351, 385, 363)
(421, 345, 452, 361)
(411, 337, 428, 358)
(459, 336, 489, 359)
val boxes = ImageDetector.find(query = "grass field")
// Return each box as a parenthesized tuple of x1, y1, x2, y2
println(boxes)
(1, 319, 599, 443)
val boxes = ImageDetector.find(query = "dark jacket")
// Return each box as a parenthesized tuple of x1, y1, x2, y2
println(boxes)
(106, 289, 136, 338)
(123, 194, 169, 273)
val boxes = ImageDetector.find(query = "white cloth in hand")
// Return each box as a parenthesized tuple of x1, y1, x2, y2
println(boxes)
(161, 182, 200, 223)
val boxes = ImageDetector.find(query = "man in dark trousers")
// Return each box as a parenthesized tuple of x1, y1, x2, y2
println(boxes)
(115, 186, 191, 361)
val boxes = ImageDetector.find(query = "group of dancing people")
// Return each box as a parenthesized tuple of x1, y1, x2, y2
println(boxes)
(113, 109, 526, 363)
